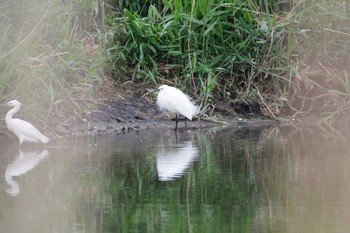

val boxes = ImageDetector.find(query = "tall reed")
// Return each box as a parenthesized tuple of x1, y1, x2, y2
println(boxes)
(287, 0, 350, 125)
(0, 0, 107, 126)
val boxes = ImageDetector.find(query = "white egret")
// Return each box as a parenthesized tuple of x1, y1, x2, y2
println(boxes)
(5, 100, 49, 144)
(154, 85, 200, 130)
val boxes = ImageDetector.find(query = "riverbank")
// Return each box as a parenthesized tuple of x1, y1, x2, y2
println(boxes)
(47, 83, 300, 139)
(0, 83, 300, 144)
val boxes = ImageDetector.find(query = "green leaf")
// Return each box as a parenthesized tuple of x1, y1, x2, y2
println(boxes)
(204, 20, 218, 37)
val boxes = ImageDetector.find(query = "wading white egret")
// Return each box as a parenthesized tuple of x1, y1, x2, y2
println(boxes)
(5, 100, 49, 144)
(154, 85, 200, 130)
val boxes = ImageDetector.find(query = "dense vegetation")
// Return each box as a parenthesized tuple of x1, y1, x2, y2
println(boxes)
(1, 0, 350, 129)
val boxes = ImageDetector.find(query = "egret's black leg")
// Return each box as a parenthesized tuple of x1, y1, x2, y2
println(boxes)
(185, 118, 188, 131)
(175, 113, 179, 131)
(174, 129, 178, 142)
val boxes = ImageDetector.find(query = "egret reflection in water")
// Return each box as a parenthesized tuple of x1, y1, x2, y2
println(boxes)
(157, 140, 199, 181)
(5, 149, 49, 196)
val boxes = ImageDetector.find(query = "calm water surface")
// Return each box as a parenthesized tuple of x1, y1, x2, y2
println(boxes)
(1, 125, 350, 233)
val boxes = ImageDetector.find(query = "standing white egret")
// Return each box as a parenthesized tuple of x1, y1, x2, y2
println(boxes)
(154, 85, 200, 130)
(5, 100, 49, 144)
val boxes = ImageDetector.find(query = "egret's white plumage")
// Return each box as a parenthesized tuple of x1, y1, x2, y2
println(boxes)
(155, 85, 199, 130)
(5, 100, 49, 144)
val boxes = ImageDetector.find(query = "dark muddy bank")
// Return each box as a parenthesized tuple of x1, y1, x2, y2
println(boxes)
(51, 86, 300, 138)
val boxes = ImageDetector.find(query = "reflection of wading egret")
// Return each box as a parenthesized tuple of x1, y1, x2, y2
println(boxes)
(157, 141, 199, 181)
(5, 149, 49, 196)
(5, 100, 49, 144)
(154, 85, 200, 130)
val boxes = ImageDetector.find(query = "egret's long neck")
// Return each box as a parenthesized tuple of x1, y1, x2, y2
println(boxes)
(6, 105, 20, 124)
